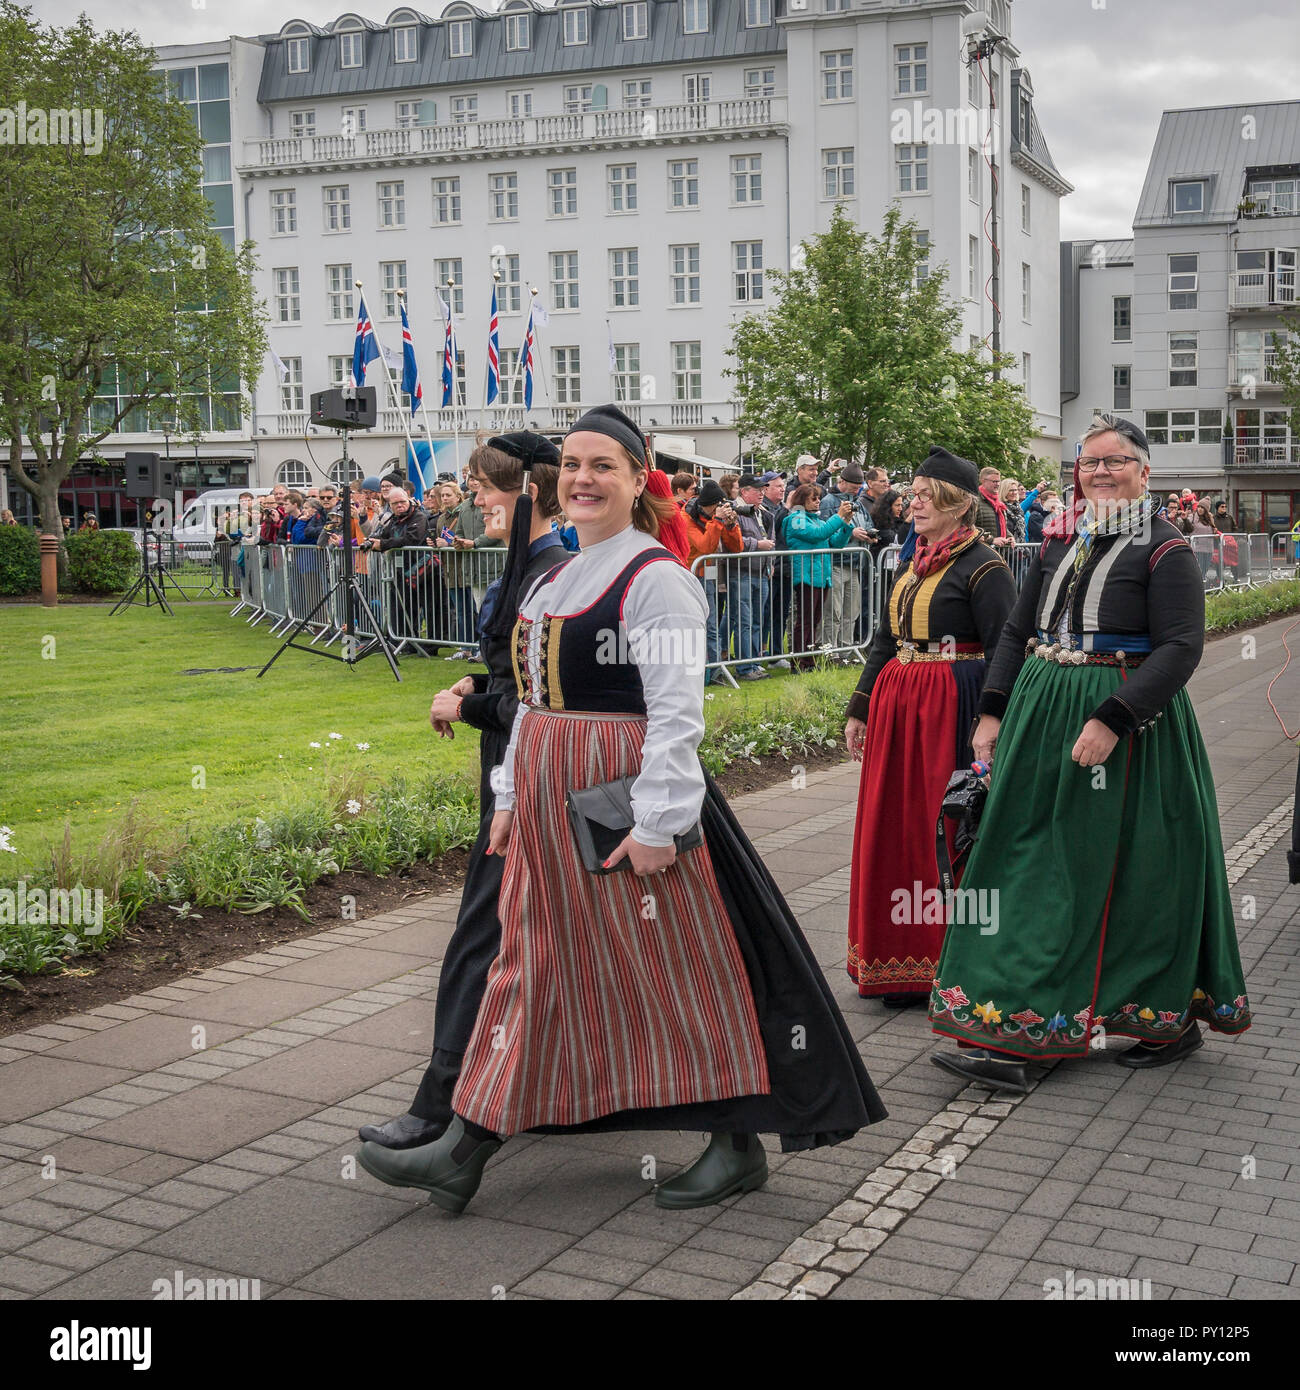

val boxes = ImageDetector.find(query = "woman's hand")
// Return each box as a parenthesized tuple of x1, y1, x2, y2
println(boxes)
(845, 717, 868, 762)
(429, 690, 462, 734)
(603, 834, 677, 876)
(1071, 718, 1119, 768)
(972, 714, 1001, 767)
(485, 810, 514, 855)
(450, 676, 476, 697)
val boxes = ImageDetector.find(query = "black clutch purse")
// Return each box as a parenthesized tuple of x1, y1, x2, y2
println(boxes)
(935, 766, 990, 893)
(566, 776, 703, 874)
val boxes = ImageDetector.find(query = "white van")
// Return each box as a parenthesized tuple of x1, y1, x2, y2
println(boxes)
(173, 487, 275, 557)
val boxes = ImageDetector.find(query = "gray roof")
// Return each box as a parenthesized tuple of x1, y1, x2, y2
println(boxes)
(1010, 69, 1071, 194)
(1071, 238, 1133, 267)
(258, 1, 787, 103)
(1134, 101, 1300, 226)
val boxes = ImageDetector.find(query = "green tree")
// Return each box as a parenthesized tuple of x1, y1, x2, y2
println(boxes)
(728, 204, 1037, 478)
(1270, 316, 1300, 421)
(0, 3, 267, 557)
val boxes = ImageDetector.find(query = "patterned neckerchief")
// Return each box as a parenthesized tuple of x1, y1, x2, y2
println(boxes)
(1072, 493, 1154, 575)
(912, 525, 977, 579)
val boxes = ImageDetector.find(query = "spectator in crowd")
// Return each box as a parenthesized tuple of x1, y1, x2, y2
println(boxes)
(1025, 487, 1057, 544)
(931, 414, 1250, 1092)
(364, 489, 428, 635)
(684, 479, 743, 683)
(1166, 498, 1192, 536)
(670, 471, 697, 506)
(319, 487, 366, 552)
(289, 497, 326, 546)
(819, 463, 877, 657)
(718, 473, 740, 502)
(455, 473, 506, 661)
(731, 474, 776, 680)
(759, 471, 792, 669)
(257, 495, 283, 544)
(270, 482, 289, 509)
(430, 481, 473, 654)
(998, 477, 1027, 542)
(1214, 499, 1238, 531)
(973, 467, 1014, 547)
(784, 454, 820, 505)
(648, 467, 691, 565)
(0, 509, 15, 525)
(60, 515, 72, 536)
(1191, 502, 1216, 535)
(863, 467, 891, 511)
(845, 447, 1015, 1007)
(78, 514, 100, 532)
(785, 483, 853, 671)
(358, 476, 383, 535)
(553, 513, 580, 552)
(872, 490, 908, 548)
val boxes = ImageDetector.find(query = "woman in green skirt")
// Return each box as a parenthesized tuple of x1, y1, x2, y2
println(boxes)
(929, 414, 1251, 1093)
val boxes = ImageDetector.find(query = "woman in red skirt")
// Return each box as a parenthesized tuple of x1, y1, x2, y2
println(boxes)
(845, 448, 1016, 1006)
(358, 405, 885, 1214)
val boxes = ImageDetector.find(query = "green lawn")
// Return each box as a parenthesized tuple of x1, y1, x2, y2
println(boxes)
(0, 601, 857, 871)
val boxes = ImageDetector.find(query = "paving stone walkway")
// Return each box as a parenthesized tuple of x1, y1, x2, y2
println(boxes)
(1, 620, 1298, 1301)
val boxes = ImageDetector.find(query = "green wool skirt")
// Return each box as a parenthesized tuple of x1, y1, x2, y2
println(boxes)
(929, 656, 1252, 1060)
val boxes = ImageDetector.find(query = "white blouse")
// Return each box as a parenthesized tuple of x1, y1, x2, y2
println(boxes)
(490, 525, 708, 847)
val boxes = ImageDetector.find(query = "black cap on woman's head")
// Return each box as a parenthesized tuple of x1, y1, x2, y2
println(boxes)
(565, 403, 647, 462)
(917, 445, 981, 497)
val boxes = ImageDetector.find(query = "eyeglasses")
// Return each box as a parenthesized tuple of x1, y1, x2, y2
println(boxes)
(1078, 456, 1139, 474)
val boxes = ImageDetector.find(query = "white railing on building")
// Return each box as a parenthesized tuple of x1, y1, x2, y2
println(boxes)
(1228, 351, 1286, 387)
(1228, 440, 1300, 468)
(256, 401, 734, 437)
(1228, 267, 1297, 308)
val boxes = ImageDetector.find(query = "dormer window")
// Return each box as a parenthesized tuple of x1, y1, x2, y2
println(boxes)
(562, 6, 590, 45)
(286, 36, 310, 73)
(622, 2, 648, 39)
(504, 7, 531, 51)
(682, 0, 709, 34)
(448, 18, 473, 57)
(339, 31, 364, 68)
(393, 26, 417, 62)
(745, 0, 771, 26)
(1173, 180, 1205, 215)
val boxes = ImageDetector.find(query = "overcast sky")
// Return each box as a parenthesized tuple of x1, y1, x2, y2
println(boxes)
(30, 0, 1300, 241)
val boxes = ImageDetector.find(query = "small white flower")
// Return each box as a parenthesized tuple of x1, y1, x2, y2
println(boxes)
(328, 732, 342, 740)
(356, 742, 370, 751)
(705, 693, 716, 701)
(345, 799, 362, 815)
(0, 826, 15, 853)
(309, 741, 322, 748)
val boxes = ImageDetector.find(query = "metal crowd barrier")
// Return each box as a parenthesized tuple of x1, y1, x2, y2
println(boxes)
(142, 534, 225, 600)
(383, 545, 508, 656)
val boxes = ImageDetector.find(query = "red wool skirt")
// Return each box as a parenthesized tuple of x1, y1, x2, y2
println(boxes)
(848, 657, 981, 996)
(452, 708, 771, 1136)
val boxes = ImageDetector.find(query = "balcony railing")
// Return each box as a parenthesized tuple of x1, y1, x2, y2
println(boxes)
(1228, 350, 1287, 388)
(1229, 268, 1297, 308)
(243, 98, 788, 172)
(256, 401, 735, 437)
(1226, 439, 1300, 469)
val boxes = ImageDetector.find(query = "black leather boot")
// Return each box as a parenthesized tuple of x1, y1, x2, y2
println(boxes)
(653, 1133, 768, 1210)
(357, 1112, 444, 1149)
(357, 1115, 501, 1214)
(931, 1047, 1029, 1093)
(1115, 1021, 1202, 1069)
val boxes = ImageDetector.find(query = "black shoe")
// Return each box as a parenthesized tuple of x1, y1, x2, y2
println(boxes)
(931, 1048, 1029, 1094)
(357, 1115, 501, 1214)
(357, 1112, 444, 1149)
(882, 992, 929, 1009)
(1115, 1021, 1203, 1070)
(654, 1133, 768, 1210)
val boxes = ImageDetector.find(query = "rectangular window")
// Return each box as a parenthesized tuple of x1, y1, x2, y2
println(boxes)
(551, 251, 580, 310)
(436, 258, 464, 316)
(669, 158, 699, 209)
(670, 244, 701, 305)
(450, 95, 477, 124)
(323, 184, 350, 232)
(913, 230, 931, 288)
(896, 144, 927, 193)
(1173, 180, 1204, 214)
(746, 0, 772, 26)
(1021, 183, 1031, 233)
(287, 37, 309, 74)
(378, 180, 405, 228)
(824, 0, 851, 9)
(339, 31, 363, 69)
(733, 241, 763, 302)
(744, 67, 775, 98)
(823, 148, 854, 199)
(553, 346, 581, 403)
(1166, 409, 1196, 444)
(380, 260, 406, 319)
(563, 7, 590, 45)
(326, 264, 354, 321)
(290, 109, 315, 137)
(433, 176, 461, 225)
(270, 188, 297, 235)
(967, 148, 979, 201)
(1113, 365, 1132, 411)
(548, 167, 578, 216)
(564, 84, 594, 114)
(280, 356, 304, 412)
(682, 0, 709, 34)
(1021, 352, 1031, 396)
(394, 26, 417, 63)
(608, 163, 638, 212)
(1168, 252, 1199, 309)
(613, 344, 641, 402)
(328, 355, 350, 387)
(340, 105, 367, 135)
(731, 154, 762, 204)
(505, 13, 530, 51)
(896, 43, 927, 95)
(498, 347, 523, 403)
(1198, 408, 1222, 444)
(1170, 331, 1198, 387)
(821, 51, 852, 102)
(623, 79, 653, 107)
(968, 61, 979, 106)
(448, 20, 473, 58)
(1113, 295, 1131, 342)
(968, 236, 979, 299)
(489, 172, 518, 221)
(274, 267, 300, 323)
(672, 341, 702, 401)
(1247, 177, 1298, 215)
(1144, 409, 1168, 446)
(500, 254, 521, 313)
(395, 100, 423, 129)
(684, 73, 711, 105)
(506, 89, 533, 118)
(1021, 262, 1031, 321)
(610, 248, 639, 308)
(622, 2, 648, 39)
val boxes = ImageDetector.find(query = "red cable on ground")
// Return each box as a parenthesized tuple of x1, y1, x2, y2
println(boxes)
(1265, 614, 1300, 740)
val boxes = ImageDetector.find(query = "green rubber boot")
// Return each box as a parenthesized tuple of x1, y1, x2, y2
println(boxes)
(654, 1132, 768, 1210)
(356, 1115, 501, 1214)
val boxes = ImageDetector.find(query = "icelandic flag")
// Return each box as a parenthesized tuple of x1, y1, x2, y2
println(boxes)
(352, 293, 380, 386)
(399, 299, 423, 417)
(519, 301, 536, 410)
(485, 284, 500, 406)
(407, 440, 432, 503)
(440, 293, 456, 408)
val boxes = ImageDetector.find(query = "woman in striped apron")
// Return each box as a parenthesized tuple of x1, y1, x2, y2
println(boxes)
(357, 404, 885, 1214)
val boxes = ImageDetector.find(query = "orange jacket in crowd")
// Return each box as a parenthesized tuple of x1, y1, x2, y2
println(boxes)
(684, 507, 744, 569)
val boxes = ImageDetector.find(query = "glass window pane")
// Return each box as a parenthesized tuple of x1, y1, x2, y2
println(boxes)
(202, 145, 231, 182)
(168, 68, 197, 103)
(199, 101, 231, 142)
(198, 63, 229, 101)
(203, 183, 235, 227)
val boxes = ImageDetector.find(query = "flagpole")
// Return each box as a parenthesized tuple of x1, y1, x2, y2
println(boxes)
(357, 280, 418, 491)
(400, 288, 441, 493)
(507, 286, 537, 426)
(446, 278, 462, 482)
(606, 317, 617, 406)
